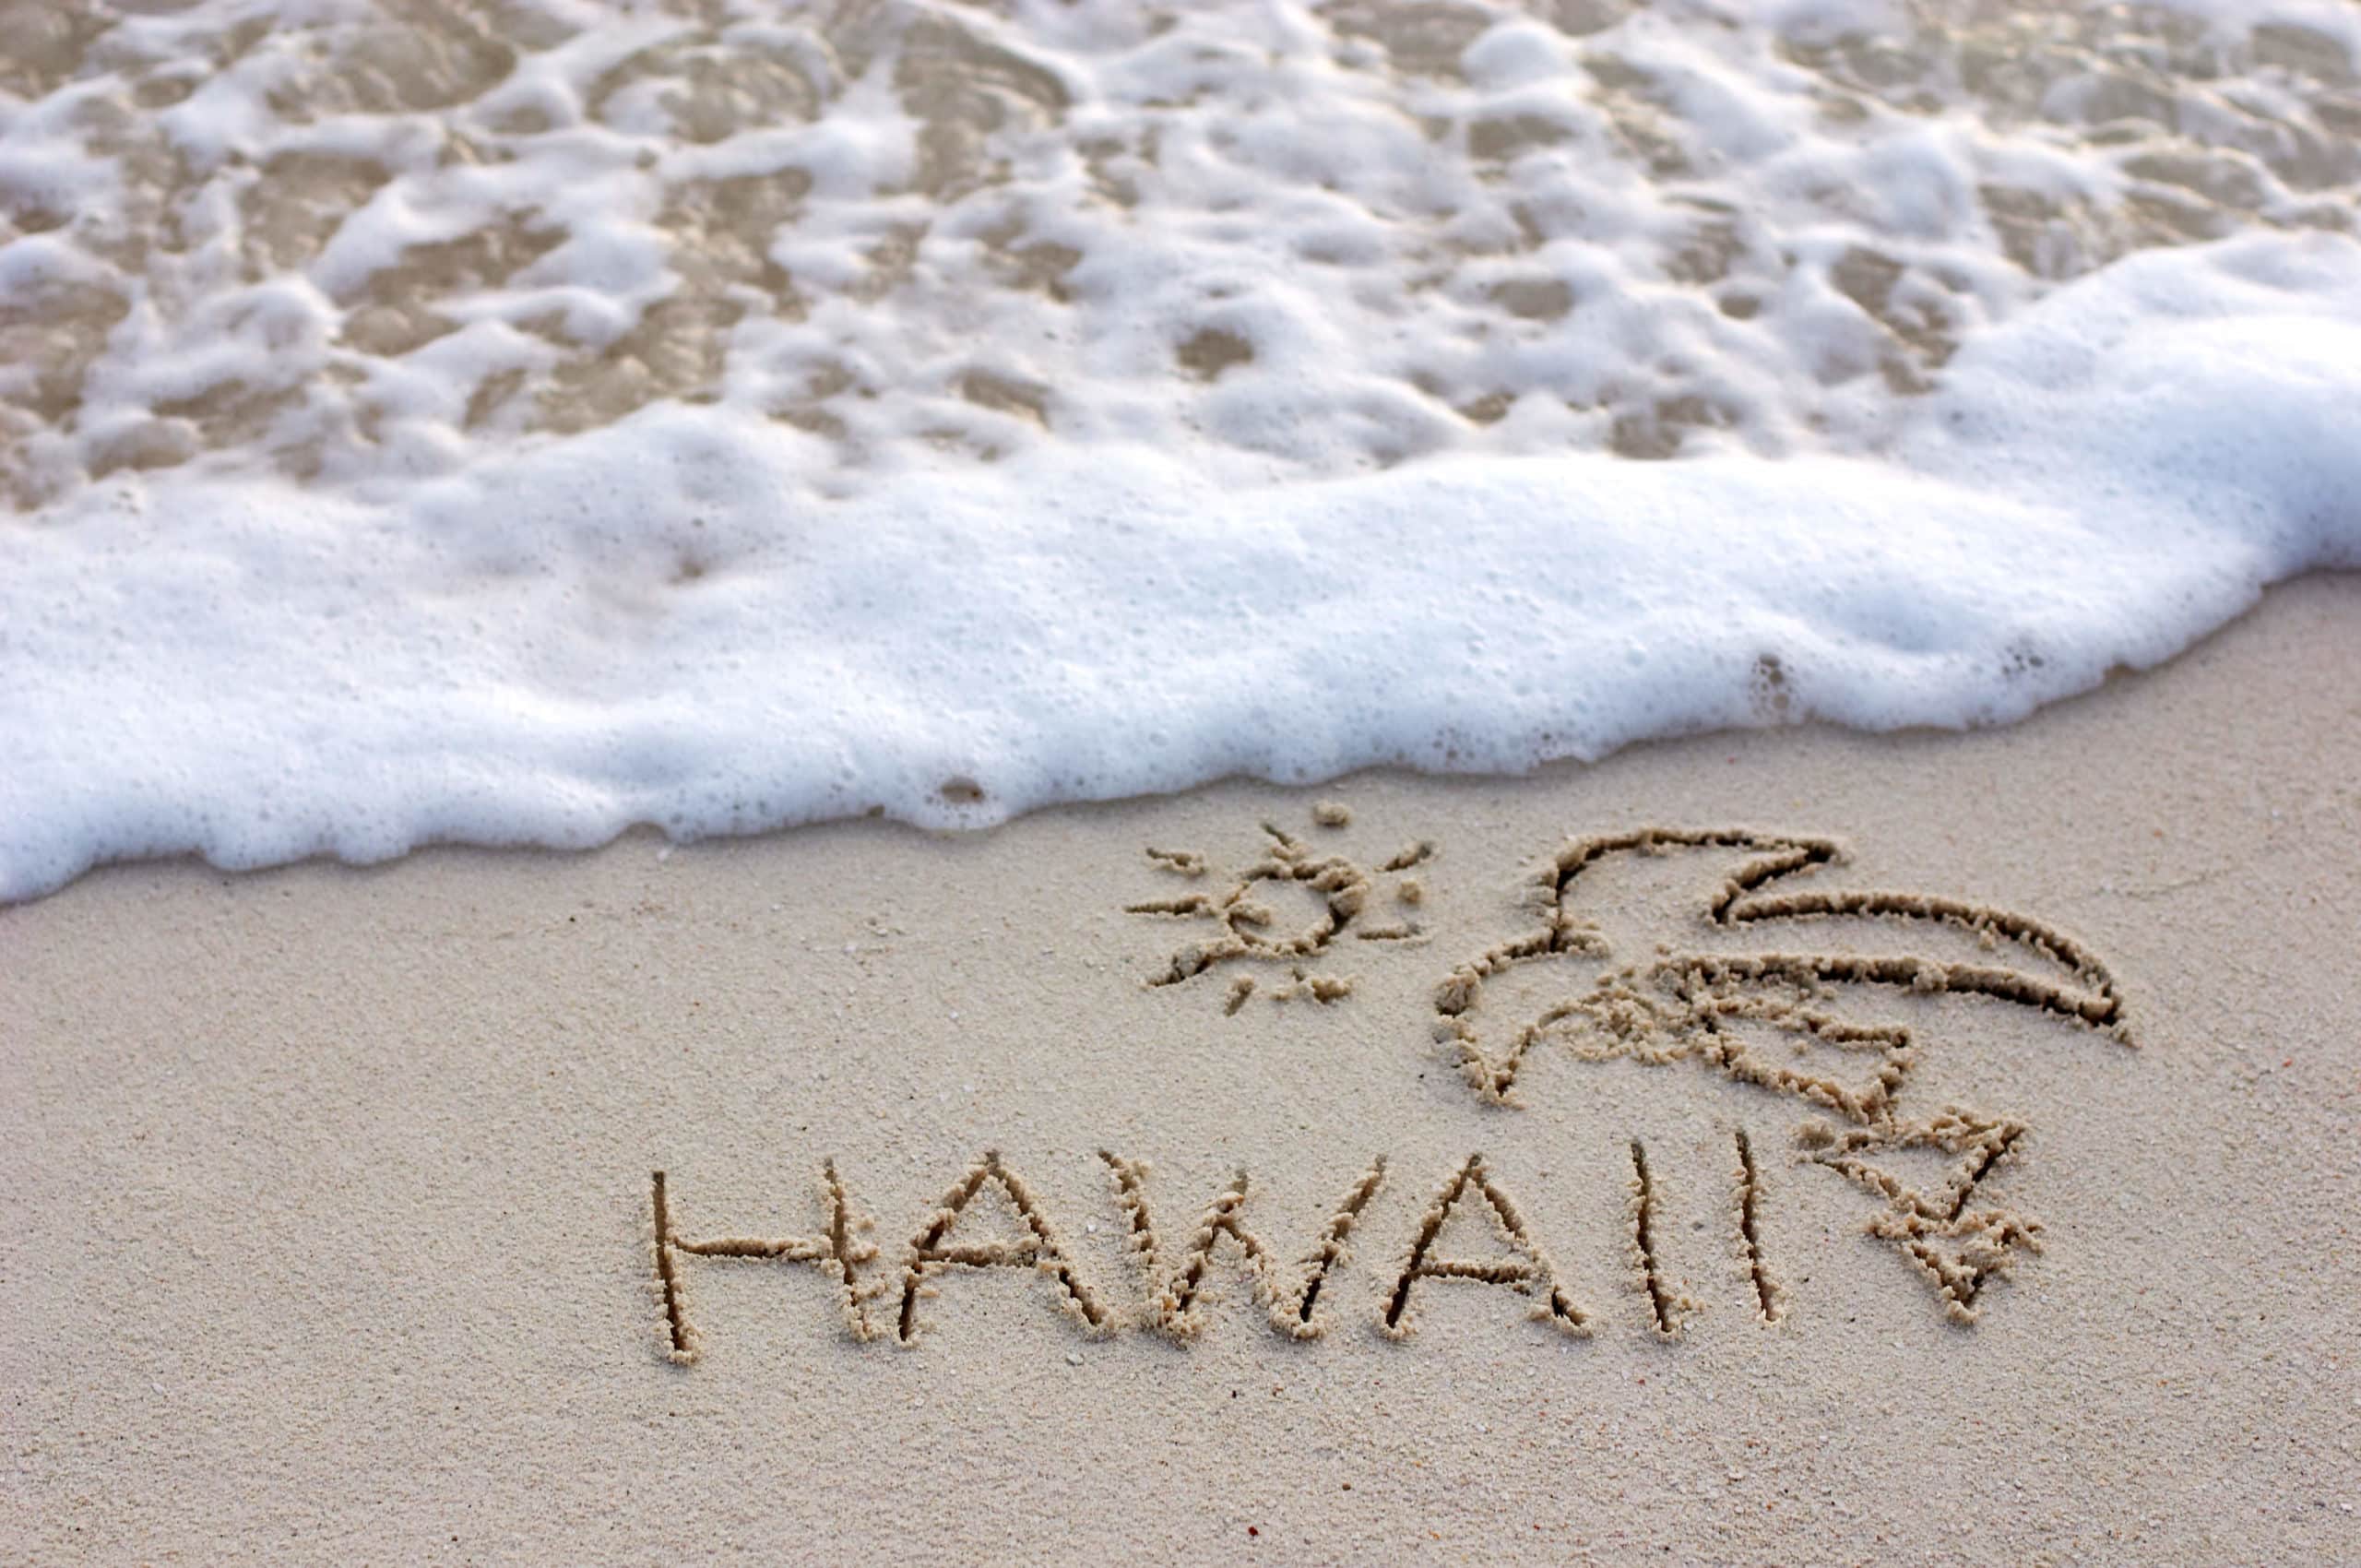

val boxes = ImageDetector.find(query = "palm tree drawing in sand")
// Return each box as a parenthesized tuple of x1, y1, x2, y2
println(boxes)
(1429, 828, 2130, 1322)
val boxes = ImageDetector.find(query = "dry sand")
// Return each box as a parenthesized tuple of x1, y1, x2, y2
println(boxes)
(5, 574, 2357, 1565)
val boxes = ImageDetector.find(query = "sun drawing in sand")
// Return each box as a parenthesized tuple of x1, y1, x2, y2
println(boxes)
(1124, 804, 1434, 1015)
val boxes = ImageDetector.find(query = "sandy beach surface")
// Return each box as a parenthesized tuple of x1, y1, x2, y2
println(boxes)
(7, 4, 2360, 1562)
(6, 574, 2358, 1565)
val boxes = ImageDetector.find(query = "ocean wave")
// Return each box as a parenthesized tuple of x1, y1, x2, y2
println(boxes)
(3, 0, 2357, 897)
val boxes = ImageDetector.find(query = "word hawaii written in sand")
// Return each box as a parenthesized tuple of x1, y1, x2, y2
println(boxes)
(652, 1136, 1772, 1365)
(647, 823, 2130, 1364)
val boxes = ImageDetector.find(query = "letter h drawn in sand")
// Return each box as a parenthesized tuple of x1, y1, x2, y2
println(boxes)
(650, 1164, 879, 1365)
(1427, 827, 2132, 1323)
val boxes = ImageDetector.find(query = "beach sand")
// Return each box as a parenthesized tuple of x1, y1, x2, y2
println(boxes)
(6, 573, 2356, 1565)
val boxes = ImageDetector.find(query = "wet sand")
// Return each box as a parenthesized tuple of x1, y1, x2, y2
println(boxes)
(6, 575, 2356, 1564)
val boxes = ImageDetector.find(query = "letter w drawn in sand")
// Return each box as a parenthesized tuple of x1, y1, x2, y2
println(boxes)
(1098, 1152, 1389, 1339)
(1430, 827, 2131, 1320)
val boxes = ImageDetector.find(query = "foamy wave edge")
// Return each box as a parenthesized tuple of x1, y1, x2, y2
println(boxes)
(5, 232, 2357, 901)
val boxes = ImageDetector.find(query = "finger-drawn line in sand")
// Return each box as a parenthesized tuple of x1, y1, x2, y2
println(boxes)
(1098, 1152, 1388, 1339)
(1625, 1139, 1693, 1338)
(651, 1170, 694, 1362)
(1127, 802, 1433, 1011)
(1730, 1129, 1784, 1324)
(1428, 827, 2129, 1321)
(1382, 1153, 1590, 1339)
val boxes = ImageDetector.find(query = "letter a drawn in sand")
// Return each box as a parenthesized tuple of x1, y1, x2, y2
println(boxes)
(895, 1151, 1110, 1344)
(1382, 1154, 1589, 1340)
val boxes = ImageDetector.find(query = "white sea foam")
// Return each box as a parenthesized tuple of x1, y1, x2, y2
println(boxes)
(2, 1, 2357, 898)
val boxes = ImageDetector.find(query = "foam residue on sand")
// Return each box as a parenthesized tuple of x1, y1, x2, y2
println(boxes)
(3, 0, 2359, 897)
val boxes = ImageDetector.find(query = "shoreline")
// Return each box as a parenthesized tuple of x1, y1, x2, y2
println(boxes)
(12, 566, 2353, 915)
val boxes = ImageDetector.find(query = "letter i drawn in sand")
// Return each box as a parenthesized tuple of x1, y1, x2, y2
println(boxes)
(1730, 1128, 1785, 1325)
(1624, 1138, 1696, 1339)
